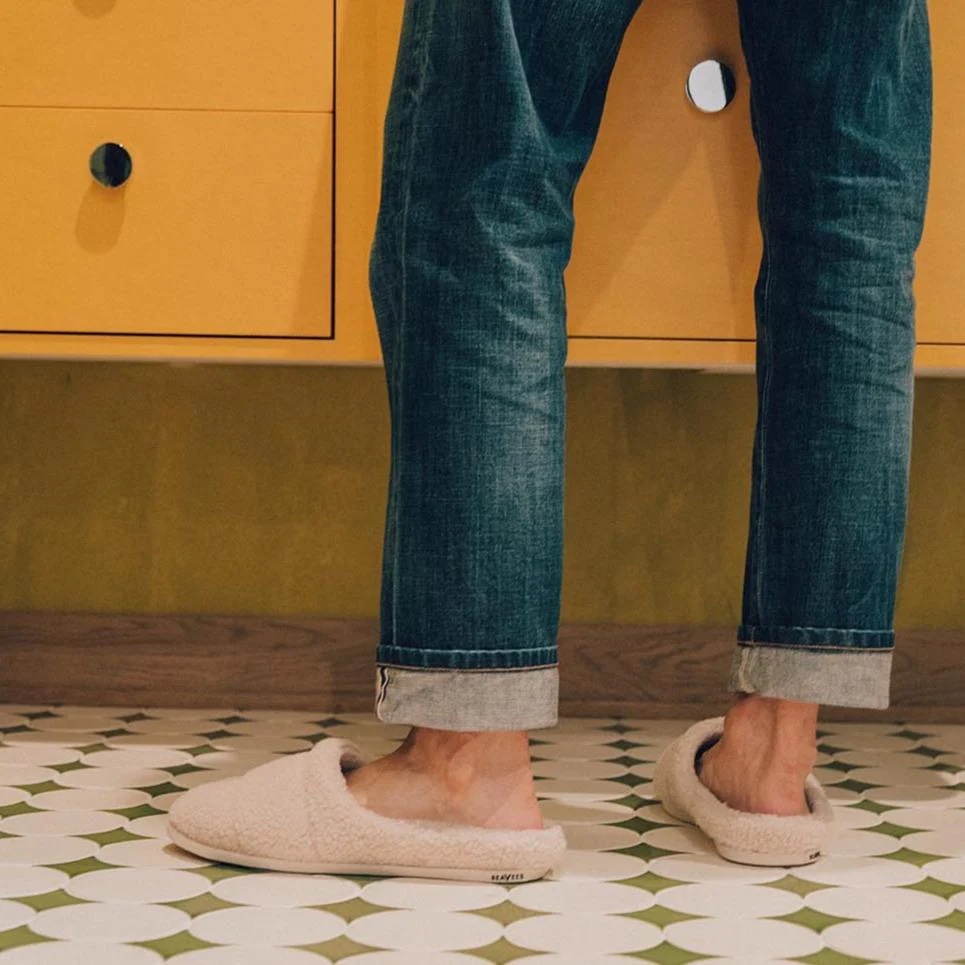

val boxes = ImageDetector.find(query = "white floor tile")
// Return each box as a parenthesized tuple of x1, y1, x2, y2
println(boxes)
(504, 913, 662, 955)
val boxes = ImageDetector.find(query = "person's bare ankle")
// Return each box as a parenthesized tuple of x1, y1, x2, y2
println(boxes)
(698, 693, 818, 816)
(344, 726, 544, 830)
(402, 727, 535, 790)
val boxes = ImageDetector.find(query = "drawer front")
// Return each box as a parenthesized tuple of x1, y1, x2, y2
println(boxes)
(0, 108, 332, 339)
(569, 0, 759, 343)
(915, 0, 964, 346)
(570, 0, 963, 348)
(341, 0, 962, 359)
(0, 1, 333, 112)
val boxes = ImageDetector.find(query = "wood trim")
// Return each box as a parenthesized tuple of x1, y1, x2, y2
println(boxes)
(0, 612, 961, 723)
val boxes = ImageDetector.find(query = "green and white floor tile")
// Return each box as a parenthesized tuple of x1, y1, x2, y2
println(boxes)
(1, 704, 965, 964)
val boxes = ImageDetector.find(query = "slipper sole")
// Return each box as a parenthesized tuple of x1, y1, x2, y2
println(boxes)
(168, 821, 556, 882)
(714, 839, 824, 867)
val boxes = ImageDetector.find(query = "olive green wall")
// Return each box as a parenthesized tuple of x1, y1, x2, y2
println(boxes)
(0, 359, 961, 626)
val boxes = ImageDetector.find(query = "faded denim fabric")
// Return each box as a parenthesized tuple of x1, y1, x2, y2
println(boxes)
(368, 0, 933, 729)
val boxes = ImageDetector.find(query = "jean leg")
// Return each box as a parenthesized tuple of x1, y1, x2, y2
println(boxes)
(369, 0, 643, 730)
(731, 0, 933, 708)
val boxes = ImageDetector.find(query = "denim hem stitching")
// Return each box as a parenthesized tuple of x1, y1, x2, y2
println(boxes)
(738, 623, 894, 649)
(377, 661, 559, 674)
(737, 640, 894, 654)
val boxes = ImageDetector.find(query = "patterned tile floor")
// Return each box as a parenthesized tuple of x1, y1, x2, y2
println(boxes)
(1, 705, 965, 964)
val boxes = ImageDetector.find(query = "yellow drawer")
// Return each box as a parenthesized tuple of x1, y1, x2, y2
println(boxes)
(568, 0, 758, 344)
(0, 107, 332, 339)
(0, 1, 333, 112)
(915, 0, 965, 347)
(570, 0, 963, 349)
(338, 0, 964, 373)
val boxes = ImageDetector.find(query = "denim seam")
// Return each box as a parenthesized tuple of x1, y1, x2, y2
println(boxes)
(754, 60, 774, 631)
(739, 622, 894, 647)
(378, 646, 557, 655)
(378, 662, 559, 674)
(390, 6, 432, 657)
(739, 624, 894, 634)
(737, 641, 894, 654)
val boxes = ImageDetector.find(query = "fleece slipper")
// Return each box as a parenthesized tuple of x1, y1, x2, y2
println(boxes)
(652, 717, 836, 867)
(166, 736, 566, 883)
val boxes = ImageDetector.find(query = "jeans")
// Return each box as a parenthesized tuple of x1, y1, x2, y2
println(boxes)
(368, 0, 933, 730)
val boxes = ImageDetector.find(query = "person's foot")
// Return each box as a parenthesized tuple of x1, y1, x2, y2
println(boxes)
(343, 726, 545, 830)
(696, 693, 818, 817)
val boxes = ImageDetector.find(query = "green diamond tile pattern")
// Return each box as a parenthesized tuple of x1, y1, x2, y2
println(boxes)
(1, 705, 965, 963)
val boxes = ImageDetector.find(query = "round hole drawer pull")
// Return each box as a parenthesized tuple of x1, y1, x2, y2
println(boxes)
(686, 59, 737, 113)
(89, 142, 133, 187)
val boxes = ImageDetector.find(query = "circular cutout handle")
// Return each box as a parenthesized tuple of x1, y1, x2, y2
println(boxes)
(90, 142, 133, 187)
(686, 60, 737, 113)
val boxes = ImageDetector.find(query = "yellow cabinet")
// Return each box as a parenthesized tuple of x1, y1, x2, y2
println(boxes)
(336, 0, 965, 374)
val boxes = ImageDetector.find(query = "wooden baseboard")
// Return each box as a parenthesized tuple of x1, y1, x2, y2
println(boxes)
(0, 612, 961, 723)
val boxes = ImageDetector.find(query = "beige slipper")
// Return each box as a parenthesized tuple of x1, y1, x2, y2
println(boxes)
(652, 717, 836, 867)
(166, 736, 566, 882)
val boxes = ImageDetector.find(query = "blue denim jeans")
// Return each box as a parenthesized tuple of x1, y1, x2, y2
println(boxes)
(368, 0, 933, 730)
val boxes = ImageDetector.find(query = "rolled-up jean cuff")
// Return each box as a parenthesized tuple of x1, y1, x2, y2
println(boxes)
(374, 664, 559, 731)
(728, 643, 893, 709)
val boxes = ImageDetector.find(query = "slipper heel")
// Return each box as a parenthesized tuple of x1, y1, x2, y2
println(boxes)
(653, 717, 836, 868)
